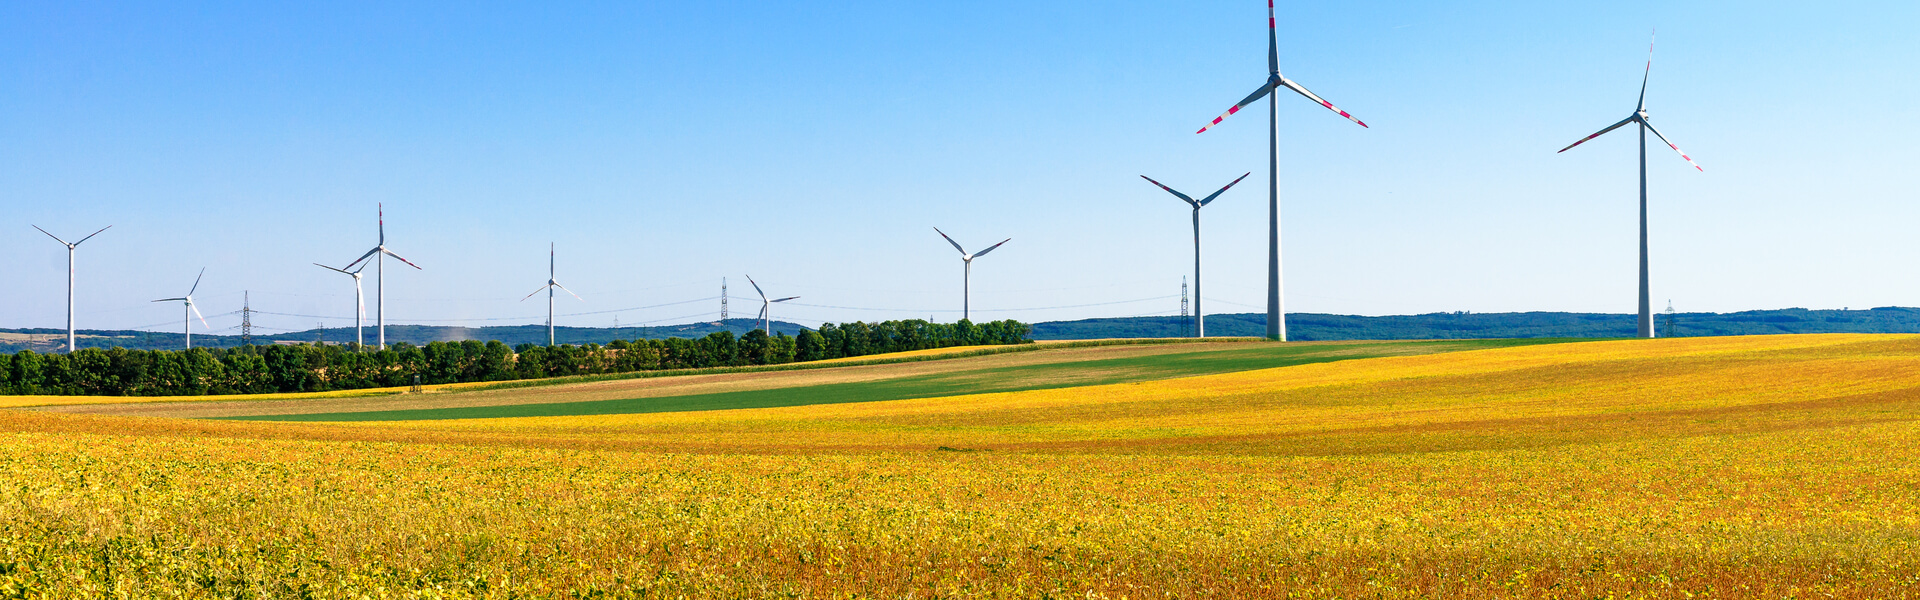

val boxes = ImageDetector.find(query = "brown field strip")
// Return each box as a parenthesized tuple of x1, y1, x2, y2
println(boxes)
(26, 339, 1278, 418)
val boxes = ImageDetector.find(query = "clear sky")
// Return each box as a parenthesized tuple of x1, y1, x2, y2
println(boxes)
(4, 1, 1916, 336)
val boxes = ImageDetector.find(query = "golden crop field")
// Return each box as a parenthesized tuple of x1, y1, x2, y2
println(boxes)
(2, 334, 1918, 598)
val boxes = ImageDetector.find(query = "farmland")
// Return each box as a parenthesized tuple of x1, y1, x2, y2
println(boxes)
(2, 334, 1919, 598)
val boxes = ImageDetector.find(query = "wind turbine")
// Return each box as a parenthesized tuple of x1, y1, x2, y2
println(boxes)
(1557, 32, 1702, 339)
(1194, 0, 1369, 341)
(32, 225, 111, 353)
(343, 203, 421, 349)
(313, 261, 368, 348)
(521, 243, 582, 346)
(743, 275, 796, 336)
(152, 268, 210, 349)
(933, 227, 1010, 322)
(1141, 172, 1251, 338)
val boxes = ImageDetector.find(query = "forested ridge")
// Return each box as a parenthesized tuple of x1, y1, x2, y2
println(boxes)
(1032, 307, 1920, 340)
(0, 319, 1029, 396)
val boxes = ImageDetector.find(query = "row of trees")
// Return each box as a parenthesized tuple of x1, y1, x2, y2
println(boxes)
(0, 319, 1030, 396)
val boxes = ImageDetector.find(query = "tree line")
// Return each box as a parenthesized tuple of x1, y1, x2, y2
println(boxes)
(0, 319, 1030, 396)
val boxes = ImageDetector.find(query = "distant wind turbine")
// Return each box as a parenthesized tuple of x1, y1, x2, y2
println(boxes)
(521, 243, 582, 346)
(151, 268, 210, 349)
(933, 227, 1010, 322)
(744, 275, 796, 336)
(1141, 172, 1251, 337)
(32, 225, 111, 353)
(1557, 31, 1702, 339)
(343, 203, 421, 349)
(1195, 0, 1369, 341)
(313, 261, 368, 348)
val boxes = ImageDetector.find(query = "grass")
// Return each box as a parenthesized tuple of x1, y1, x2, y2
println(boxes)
(2, 334, 1917, 597)
(231, 337, 1576, 421)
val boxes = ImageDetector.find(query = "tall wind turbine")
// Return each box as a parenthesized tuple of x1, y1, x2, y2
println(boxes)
(933, 227, 1010, 322)
(313, 262, 368, 348)
(521, 243, 582, 346)
(32, 225, 111, 353)
(343, 203, 421, 349)
(1557, 32, 1702, 339)
(152, 268, 210, 349)
(1195, 0, 1369, 341)
(744, 275, 796, 336)
(1141, 172, 1250, 337)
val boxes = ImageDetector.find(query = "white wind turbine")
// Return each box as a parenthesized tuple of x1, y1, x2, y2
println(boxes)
(343, 203, 421, 349)
(152, 268, 210, 349)
(933, 227, 1010, 322)
(313, 262, 368, 348)
(744, 275, 796, 336)
(1557, 32, 1702, 339)
(32, 225, 111, 353)
(521, 243, 582, 346)
(1194, 0, 1369, 341)
(1141, 172, 1251, 337)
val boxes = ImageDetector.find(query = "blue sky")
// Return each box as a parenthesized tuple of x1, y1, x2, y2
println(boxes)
(4, 1, 1916, 335)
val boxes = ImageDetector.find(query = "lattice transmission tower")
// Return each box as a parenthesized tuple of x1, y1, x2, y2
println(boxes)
(240, 291, 254, 346)
(720, 278, 729, 321)
(1663, 300, 1678, 338)
(1180, 277, 1191, 338)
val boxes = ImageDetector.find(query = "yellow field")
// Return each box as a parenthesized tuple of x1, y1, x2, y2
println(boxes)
(2, 334, 1918, 598)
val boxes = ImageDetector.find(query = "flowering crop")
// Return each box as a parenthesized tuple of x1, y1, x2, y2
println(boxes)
(1, 334, 1917, 598)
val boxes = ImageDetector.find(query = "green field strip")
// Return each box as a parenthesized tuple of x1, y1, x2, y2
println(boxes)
(227, 338, 1583, 422)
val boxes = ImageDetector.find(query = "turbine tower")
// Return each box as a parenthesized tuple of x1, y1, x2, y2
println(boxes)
(521, 243, 582, 346)
(151, 268, 210, 349)
(1557, 32, 1702, 339)
(313, 262, 368, 348)
(933, 227, 1010, 322)
(744, 275, 796, 336)
(32, 225, 111, 353)
(1141, 172, 1251, 338)
(343, 203, 421, 349)
(1195, 0, 1369, 341)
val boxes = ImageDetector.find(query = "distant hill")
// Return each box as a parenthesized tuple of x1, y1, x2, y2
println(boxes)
(8, 307, 1919, 353)
(1031, 307, 1920, 340)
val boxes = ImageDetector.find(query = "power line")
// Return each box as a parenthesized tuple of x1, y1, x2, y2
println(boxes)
(785, 295, 1177, 314)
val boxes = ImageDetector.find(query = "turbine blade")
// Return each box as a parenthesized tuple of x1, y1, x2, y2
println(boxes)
(972, 238, 1012, 258)
(191, 303, 208, 329)
(555, 282, 583, 301)
(521, 285, 551, 301)
(345, 246, 381, 270)
(188, 267, 205, 295)
(153, 297, 186, 303)
(383, 248, 423, 270)
(1278, 78, 1368, 128)
(1557, 115, 1637, 153)
(1641, 118, 1703, 171)
(73, 225, 112, 246)
(757, 305, 768, 321)
(745, 274, 767, 300)
(772, 296, 799, 303)
(1267, 0, 1278, 75)
(1198, 172, 1253, 206)
(933, 227, 968, 255)
(1196, 80, 1277, 134)
(313, 262, 351, 275)
(1139, 175, 1197, 205)
(378, 203, 385, 245)
(1639, 29, 1655, 110)
(32, 225, 71, 246)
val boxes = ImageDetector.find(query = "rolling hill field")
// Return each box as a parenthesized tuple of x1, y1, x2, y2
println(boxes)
(3, 334, 1918, 597)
